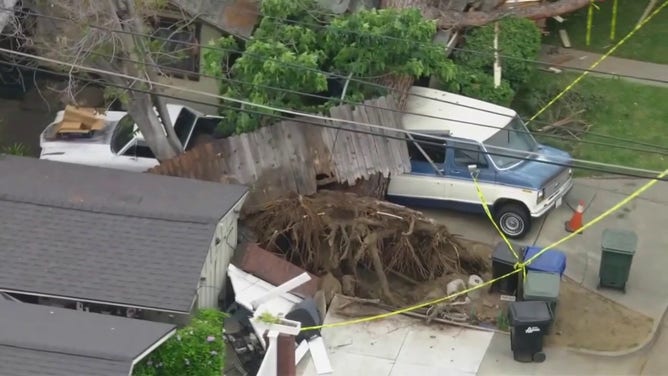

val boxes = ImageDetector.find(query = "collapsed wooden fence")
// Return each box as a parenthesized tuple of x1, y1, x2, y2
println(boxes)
(148, 96, 410, 209)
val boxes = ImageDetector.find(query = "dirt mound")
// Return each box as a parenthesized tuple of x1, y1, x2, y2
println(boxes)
(243, 191, 489, 303)
(546, 278, 654, 351)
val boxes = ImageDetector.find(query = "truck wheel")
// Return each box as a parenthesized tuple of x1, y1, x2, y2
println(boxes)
(495, 203, 531, 239)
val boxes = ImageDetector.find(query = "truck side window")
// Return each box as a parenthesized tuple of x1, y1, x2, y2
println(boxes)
(122, 140, 156, 159)
(406, 135, 445, 164)
(453, 143, 488, 168)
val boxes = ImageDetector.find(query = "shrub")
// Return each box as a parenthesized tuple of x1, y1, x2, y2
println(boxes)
(441, 65, 515, 106)
(454, 17, 542, 90)
(133, 309, 226, 376)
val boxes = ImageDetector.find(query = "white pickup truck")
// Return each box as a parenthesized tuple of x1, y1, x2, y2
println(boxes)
(386, 86, 574, 239)
(39, 105, 222, 172)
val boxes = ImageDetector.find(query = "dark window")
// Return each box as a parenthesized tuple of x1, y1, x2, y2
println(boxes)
(453, 142, 489, 168)
(151, 17, 201, 81)
(110, 115, 135, 154)
(406, 135, 446, 164)
(173, 108, 197, 146)
(122, 141, 156, 159)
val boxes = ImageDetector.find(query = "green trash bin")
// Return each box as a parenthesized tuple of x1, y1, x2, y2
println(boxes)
(523, 271, 561, 314)
(598, 229, 638, 292)
(523, 271, 560, 333)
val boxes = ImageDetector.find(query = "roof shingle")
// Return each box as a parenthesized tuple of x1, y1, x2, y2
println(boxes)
(0, 156, 248, 312)
(0, 299, 175, 376)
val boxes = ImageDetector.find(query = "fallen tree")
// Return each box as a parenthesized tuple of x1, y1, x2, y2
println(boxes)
(416, 0, 592, 28)
(243, 191, 489, 304)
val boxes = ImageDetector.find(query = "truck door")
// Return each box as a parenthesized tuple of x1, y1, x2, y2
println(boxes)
(445, 140, 496, 208)
(386, 134, 449, 203)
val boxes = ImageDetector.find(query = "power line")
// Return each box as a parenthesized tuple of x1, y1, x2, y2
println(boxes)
(2, 51, 665, 181)
(6, 3, 668, 141)
(4, 58, 663, 182)
(2, 13, 667, 154)
(14, 39, 666, 157)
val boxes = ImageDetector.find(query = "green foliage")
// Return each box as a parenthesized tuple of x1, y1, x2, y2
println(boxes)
(324, 8, 455, 82)
(496, 308, 509, 331)
(103, 87, 130, 106)
(257, 311, 281, 324)
(202, 0, 455, 134)
(455, 17, 541, 89)
(441, 65, 515, 106)
(1, 143, 29, 156)
(132, 309, 226, 376)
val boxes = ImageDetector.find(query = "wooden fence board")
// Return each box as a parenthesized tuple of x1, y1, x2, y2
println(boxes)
(148, 96, 410, 204)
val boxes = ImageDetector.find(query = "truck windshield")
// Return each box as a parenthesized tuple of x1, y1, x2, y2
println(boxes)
(483, 116, 538, 168)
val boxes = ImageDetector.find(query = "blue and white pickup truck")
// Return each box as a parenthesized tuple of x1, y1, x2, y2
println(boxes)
(387, 86, 573, 239)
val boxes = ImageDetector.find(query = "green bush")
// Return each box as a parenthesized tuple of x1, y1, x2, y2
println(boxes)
(1, 142, 29, 156)
(441, 65, 515, 106)
(133, 309, 226, 376)
(454, 17, 542, 90)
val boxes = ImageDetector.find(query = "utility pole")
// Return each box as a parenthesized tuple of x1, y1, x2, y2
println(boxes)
(493, 21, 501, 88)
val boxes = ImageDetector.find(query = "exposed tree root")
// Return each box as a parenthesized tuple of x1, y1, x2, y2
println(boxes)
(243, 191, 489, 303)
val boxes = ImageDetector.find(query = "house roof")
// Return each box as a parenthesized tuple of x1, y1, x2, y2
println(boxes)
(169, 0, 260, 38)
(0, 299, 175, 376)
(0, 156, 248, 312)
(402, 86, 517, 143)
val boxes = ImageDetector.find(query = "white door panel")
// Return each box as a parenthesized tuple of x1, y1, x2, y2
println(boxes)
(388, 173, 448, 200)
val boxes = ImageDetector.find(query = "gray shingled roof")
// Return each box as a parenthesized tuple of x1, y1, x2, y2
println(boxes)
(0, 299, 175, 376)
(0, 156, 248, 312)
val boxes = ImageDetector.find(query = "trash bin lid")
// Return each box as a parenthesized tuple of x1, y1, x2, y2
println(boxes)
(602, 229, 638, 255)
(492, 241, 522, 265)
(523, 271, 561, 301)
(508, 301, 552, 327)
(523, 246, 567, 276)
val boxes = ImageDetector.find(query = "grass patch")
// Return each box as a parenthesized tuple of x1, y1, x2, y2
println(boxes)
(514, 72, 668, 173)
(543, 1, 668, 64)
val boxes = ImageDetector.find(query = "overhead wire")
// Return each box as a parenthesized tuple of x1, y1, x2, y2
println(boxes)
(7, 38, 666, 158)
(4, 4, 668, 152)
(0, 8, 668, 155)
(2, 52, 666, 182)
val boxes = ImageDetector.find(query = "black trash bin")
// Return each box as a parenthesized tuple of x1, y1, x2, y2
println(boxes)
(508, 300, 552, 363)
(491, 241, 524, 295)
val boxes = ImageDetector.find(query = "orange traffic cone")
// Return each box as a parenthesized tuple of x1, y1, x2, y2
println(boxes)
(565, 200, 585, 234)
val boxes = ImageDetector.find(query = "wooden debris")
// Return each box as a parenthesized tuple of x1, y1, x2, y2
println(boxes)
(559, 29, 572, 48)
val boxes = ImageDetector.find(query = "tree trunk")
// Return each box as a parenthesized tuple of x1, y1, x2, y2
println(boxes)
(376, 0, 432, 111)
(433, 0, 592, 28)
(121, 0, 183, 157)
(127, 92, 184, 160)
(103, 0, 183, 161)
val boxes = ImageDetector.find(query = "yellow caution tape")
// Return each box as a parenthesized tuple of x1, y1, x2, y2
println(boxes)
(471, 172, 525, 276)
(528, 0, 668, 124)
(300, 169, 666, 332)
(301, 268, 522, 331)
(522, 168, 668, 267)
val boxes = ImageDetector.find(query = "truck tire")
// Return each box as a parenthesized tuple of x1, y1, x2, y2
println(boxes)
(495, 203, 531, 239)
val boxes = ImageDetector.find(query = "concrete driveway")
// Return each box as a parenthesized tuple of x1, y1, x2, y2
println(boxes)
(422, 177, 668, 375)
